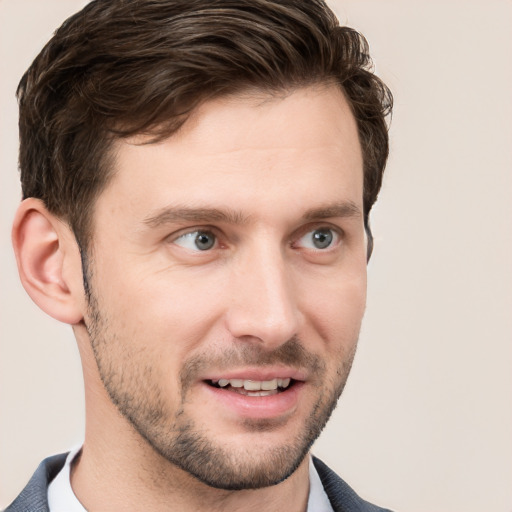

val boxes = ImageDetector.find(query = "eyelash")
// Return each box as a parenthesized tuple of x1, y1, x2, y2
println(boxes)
(168, 224, 344, 253)
(292, 226, 342, 251)
(170, 227, 222, 252)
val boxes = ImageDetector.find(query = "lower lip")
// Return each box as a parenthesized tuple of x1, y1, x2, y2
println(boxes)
(202, 382, 304, 420)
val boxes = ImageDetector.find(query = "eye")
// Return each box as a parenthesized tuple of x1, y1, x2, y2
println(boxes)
(296, 227, 339, 250)
(173, 230, 217, 251)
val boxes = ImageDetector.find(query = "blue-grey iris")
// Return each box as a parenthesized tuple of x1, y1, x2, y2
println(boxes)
(195, 231, 215, 250)
(312, 229, 333, 249)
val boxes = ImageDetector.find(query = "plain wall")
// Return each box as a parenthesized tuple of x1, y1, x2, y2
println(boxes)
(1, 1, 511, 510)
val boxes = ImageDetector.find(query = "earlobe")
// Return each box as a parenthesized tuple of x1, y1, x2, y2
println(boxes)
(12, 198, 85, 325)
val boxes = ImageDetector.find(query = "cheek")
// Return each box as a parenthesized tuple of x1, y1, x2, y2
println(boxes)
(94, 267, 226, 369)
(304, 269, 367, 346)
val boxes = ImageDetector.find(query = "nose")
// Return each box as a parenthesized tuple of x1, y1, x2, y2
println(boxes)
(224, 245, 302, 349)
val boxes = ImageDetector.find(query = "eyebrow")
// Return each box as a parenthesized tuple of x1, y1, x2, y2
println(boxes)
(143, 200, 362, 228)
(301, 201, 362, 221)
(143, 207, 250, 228)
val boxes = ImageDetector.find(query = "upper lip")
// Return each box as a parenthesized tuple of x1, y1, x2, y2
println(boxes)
(201, 367, 307, 382)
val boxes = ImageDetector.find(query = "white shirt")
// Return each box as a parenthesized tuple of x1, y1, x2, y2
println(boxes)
(47, 447, 86, 512)
(307, 456, 336, 512)
(47, 449, 334, 512)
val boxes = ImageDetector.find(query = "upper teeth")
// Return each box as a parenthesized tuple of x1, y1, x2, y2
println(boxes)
(214, 378, 291, 391)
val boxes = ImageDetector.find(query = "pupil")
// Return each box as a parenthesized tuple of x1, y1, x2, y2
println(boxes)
(195, 232, 215, 250)
(313, 229, 332, 249)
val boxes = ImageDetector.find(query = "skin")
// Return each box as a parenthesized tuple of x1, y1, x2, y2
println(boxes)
(13, 84, 367, 512)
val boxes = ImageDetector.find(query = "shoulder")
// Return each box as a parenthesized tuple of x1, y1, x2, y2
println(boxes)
(312, 456, 394, 512)
(4, 453, 393, 512)
(4, 453, 68, 512)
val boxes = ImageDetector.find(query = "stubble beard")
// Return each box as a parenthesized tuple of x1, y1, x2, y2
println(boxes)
(84, 280, 357, 491)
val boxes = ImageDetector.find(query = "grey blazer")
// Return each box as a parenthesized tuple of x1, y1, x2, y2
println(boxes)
(4, 454, 393, 512)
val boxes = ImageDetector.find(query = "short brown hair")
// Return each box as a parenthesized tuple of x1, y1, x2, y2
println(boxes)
(17, 0, 392, 251)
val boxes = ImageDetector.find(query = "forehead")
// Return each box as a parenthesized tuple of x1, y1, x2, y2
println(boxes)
(96, 85, 363, 226)
(153, 85, 362, 171)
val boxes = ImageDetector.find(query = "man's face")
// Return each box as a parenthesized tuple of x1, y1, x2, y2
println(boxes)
(83, 85, 367, 489)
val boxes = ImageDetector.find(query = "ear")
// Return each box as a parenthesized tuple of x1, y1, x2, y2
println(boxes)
(365, 220, 374, 262)
(12, 198, 85, 325)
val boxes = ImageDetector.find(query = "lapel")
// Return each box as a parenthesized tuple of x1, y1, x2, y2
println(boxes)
(4, 453, 67, 512)
(312, 456, 393, 512)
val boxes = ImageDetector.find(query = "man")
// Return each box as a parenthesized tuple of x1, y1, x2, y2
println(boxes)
(6, 0, 393, 510)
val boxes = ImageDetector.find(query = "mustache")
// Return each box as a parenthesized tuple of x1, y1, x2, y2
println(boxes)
(180, 336, 324, 390)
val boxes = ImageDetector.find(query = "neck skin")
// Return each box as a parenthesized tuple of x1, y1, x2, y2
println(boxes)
(71, 331, 311, 512)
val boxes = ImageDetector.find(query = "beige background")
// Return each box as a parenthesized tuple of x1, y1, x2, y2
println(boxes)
(1, 1, 511, 510)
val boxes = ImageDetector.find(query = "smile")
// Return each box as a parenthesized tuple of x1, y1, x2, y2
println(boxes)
(201, 373, 305, 419)
(207, 378, 293, 397)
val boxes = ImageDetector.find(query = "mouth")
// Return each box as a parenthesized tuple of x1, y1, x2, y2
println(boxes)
(201, 373, 305, 420)
(206, 378, 295, 397)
